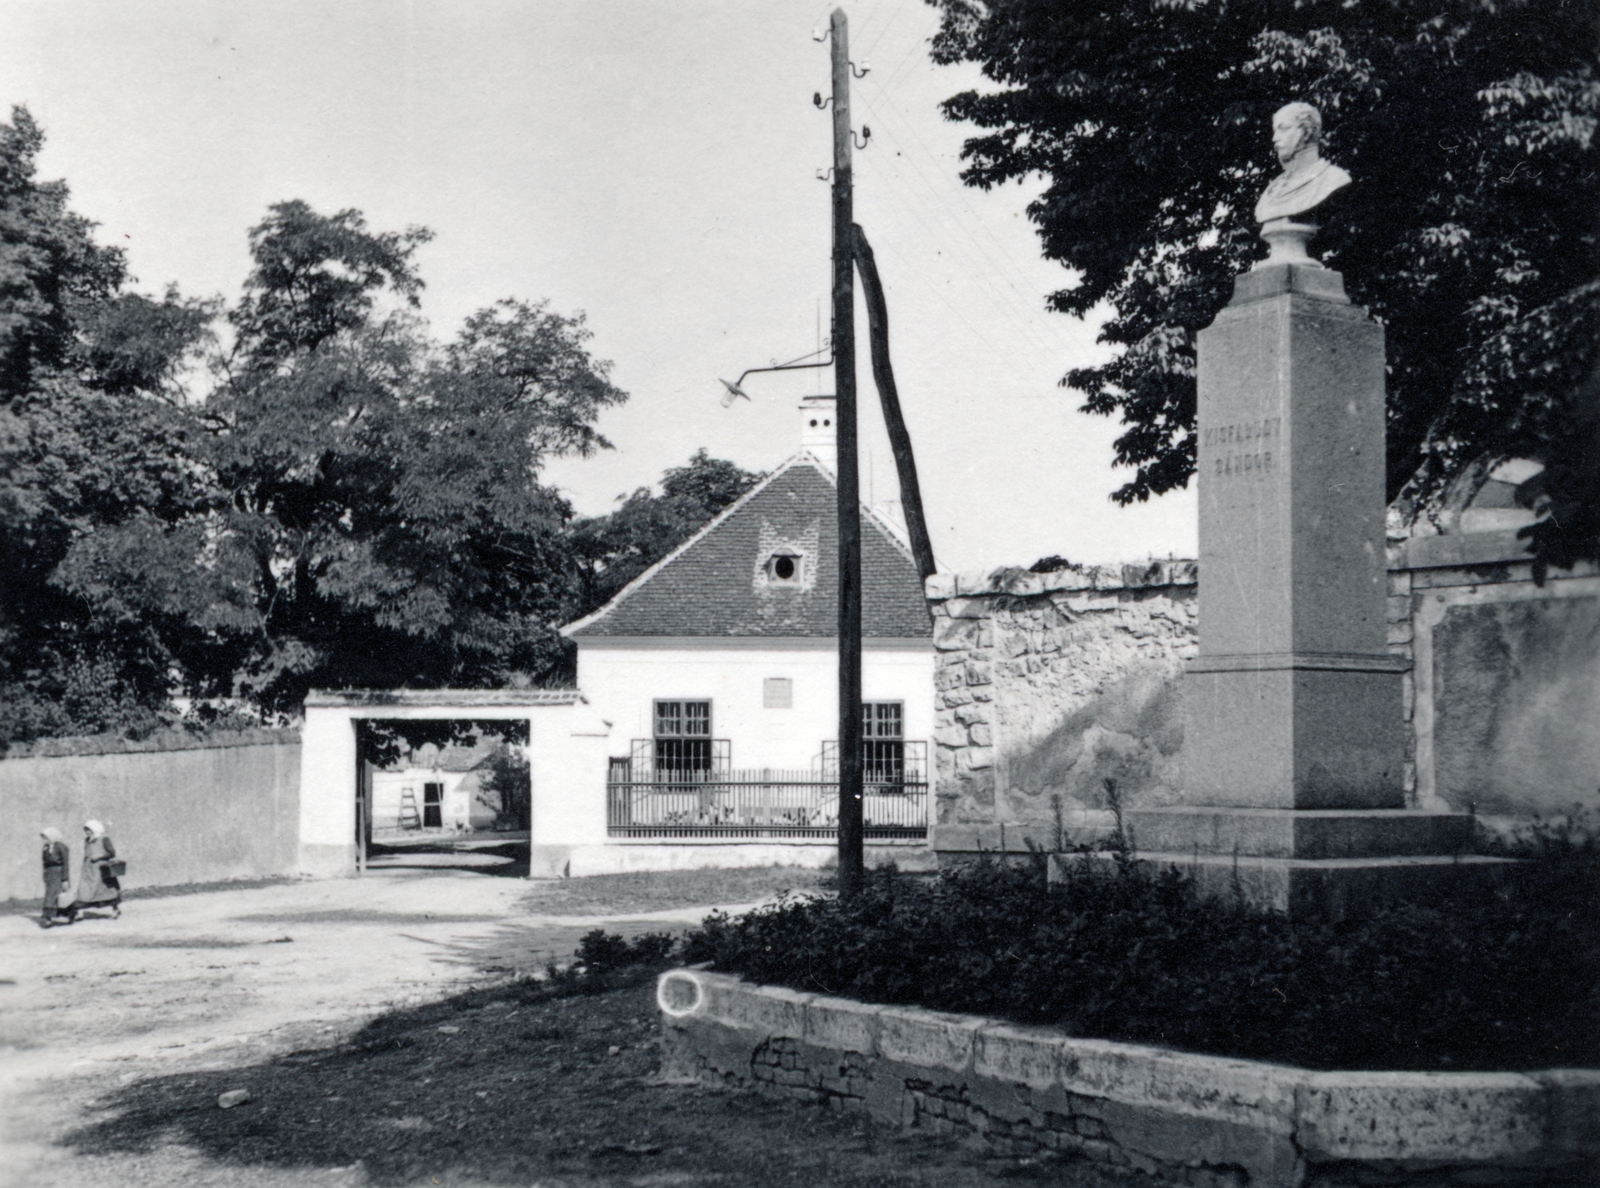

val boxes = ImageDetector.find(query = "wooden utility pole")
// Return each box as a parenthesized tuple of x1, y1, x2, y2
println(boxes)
(829, 6, 864, 898)
(853, 223, 936, 581)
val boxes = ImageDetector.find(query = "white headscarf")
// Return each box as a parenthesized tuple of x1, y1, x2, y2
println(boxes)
(40, 827, 64, 844)
(84, 820, 107, 838)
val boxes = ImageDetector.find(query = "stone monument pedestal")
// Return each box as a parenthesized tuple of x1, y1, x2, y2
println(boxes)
(1104, 262, 1509, 914)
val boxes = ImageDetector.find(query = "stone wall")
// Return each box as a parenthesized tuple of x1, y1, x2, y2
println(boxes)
(928, 538, 1600, 854)
(926, 561, 1197, 852)
(660, 970, 1600, 1187)
(1394, 529, 1600, 825)
(2, 729, 301, 902)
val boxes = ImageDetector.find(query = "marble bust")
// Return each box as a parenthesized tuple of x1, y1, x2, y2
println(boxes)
(1252, 102, 1351, 267)
(1255, 102, 1350, 224)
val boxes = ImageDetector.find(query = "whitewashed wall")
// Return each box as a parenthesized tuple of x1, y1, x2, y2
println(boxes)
(575, 637, 935, 774)
(299, 692, 607, 877)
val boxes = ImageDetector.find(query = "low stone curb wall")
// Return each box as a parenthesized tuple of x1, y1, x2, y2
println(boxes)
(658, 970, 1599, 1187)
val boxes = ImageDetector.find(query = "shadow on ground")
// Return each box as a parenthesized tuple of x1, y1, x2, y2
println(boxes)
(60, 974, 1102, 1187)
(365, 838, 530, 879)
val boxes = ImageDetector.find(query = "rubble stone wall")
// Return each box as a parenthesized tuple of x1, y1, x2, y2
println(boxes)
(925, 561, 1198, 852)
(927, 540, 1600, 854)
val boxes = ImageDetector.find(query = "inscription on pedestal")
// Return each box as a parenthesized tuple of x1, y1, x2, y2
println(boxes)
(1201, 417, 1283, 479)
(1201, 418, 1282, 448)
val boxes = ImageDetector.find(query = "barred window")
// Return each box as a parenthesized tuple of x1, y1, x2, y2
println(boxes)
(861, 702, 904, 783)
(656, 700, 711, 738)
(655, 700, 712, 774)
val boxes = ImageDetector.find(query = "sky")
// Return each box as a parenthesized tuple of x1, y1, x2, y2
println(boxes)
(0, 0, 1197, 573)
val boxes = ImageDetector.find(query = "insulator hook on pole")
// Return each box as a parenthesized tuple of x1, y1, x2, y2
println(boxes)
(852, 126, 871, 150)
(813, 92, 834, 110)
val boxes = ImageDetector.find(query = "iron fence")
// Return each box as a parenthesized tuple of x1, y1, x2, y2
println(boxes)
(606, 741, 927, 839)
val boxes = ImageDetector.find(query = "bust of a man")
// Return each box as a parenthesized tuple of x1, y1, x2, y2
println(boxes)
(1254, 102, 1351, 224)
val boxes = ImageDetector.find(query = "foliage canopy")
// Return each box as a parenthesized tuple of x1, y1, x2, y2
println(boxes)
(0, 108, 663, 742)
(0, 107, 770, 745)
(928, 0, 1599, 563)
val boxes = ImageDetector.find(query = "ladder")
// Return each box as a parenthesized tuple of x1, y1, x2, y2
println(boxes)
(398, 786, 422, 830)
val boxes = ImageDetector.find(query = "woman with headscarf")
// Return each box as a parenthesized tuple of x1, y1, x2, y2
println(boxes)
(39, 828, 76, 927)
(75, 819, 122, 918)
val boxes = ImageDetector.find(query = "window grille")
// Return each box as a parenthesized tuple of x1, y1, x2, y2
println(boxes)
(652, 701, 715, 774)
(861, 702, 904, 782)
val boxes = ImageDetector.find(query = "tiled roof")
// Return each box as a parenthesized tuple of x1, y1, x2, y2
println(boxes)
(411, 740, 499, 773)
(564, 454, 932, 639)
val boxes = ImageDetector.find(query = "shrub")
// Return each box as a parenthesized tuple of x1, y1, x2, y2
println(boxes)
(681, 842, 1600, 1072)
(549, 928, 678, 994)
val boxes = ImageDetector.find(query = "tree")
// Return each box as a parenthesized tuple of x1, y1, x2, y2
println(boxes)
(2, 124, 631, 741)
(928, 0, 1599, 563)
(0, 108, 216, 744)
(189, 203, 628, 711)
(566, 449, 764, 618)
(0, 108, 126, 402)
(477, 743, 532, 831)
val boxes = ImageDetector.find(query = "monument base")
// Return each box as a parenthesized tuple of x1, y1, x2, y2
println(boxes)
(1050, 847, 1519, 917)
(1124, 806, 1470, 858)
(1182, 665, 1408, 810)
(1088, 805, 1514, 916)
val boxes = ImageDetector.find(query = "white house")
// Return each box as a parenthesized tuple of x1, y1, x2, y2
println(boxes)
(556, 395, 936, 874)
(368, 741, 501, 836)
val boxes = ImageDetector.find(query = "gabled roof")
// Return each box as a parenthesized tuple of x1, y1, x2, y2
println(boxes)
(562, 453, 932, 640)
(403, 739, 499, 773)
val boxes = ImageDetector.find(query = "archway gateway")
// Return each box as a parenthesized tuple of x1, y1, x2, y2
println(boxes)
(300, 690, 611, 878)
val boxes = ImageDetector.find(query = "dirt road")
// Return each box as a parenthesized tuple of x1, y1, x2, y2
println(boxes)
(1, 867, 1127, 1188)
(0, 868, 799, 1188)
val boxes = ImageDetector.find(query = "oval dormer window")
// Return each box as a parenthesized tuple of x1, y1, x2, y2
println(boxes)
(767, 552, 801, 582)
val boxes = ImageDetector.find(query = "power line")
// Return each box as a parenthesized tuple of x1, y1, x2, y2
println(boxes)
(854, 102, 1066, 360)
(859, 77, 1062, 333)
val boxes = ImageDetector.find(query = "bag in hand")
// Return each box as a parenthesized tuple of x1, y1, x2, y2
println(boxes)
(105, 859, 127, 878)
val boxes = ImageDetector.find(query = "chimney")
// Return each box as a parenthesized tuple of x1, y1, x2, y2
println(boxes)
(798, 394, 836, 472)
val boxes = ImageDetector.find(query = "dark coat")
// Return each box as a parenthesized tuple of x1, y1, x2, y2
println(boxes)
(41, 841, 70, 914)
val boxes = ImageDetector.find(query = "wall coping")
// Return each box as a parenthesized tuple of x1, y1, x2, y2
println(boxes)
(661, 969, 1599, 1175)
(2, 726, 300, 761)
(927, 533, 1600, 603)
(924, 559, 1198, 602)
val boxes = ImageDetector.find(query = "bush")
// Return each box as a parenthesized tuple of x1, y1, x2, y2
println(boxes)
(681, 840, 1600, 1072)
(545, 928, 678, 994)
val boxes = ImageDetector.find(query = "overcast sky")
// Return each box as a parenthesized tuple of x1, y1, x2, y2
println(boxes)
(1, 0, 1197, 573)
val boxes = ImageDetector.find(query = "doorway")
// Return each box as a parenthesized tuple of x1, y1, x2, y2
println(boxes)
(354, 717, 531, 877)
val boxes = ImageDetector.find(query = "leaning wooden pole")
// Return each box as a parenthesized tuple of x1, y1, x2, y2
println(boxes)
(852, 223, 936, 580)
(830, 7, 864, 898)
